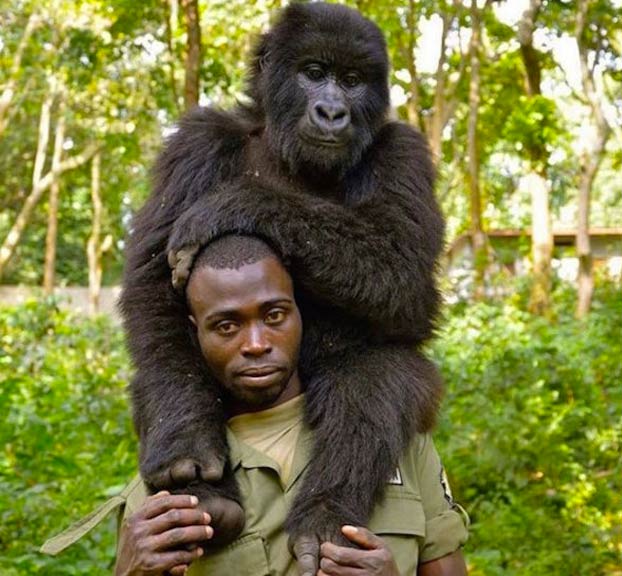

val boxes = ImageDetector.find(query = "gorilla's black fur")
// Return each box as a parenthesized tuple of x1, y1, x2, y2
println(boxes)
(120, 2, 445, 570)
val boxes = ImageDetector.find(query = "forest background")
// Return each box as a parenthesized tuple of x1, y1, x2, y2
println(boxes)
(0, 0, 621, 574)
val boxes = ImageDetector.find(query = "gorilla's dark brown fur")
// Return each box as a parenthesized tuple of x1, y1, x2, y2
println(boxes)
(120, 2, 445, 569)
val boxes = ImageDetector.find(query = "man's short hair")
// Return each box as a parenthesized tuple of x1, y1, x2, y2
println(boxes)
(169, 234, 283, 292)
(193, 235, 280, 272)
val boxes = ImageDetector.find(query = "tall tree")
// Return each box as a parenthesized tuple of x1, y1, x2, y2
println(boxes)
(0, 12, 39, 138)
(467, 0, 490, 298)
(181, 0, 202, 109)
(43, 96, 66, 295)
(517, 0, 554, 316)
(574, 0, 612, 317)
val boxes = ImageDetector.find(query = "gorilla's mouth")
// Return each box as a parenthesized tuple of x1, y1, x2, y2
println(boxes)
(299, 132, 348, 148)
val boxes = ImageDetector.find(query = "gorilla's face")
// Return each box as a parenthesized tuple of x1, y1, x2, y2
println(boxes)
(256, 3, 390, 175)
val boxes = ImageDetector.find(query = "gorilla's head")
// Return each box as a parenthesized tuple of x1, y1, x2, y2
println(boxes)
(248, 3, 390, 175)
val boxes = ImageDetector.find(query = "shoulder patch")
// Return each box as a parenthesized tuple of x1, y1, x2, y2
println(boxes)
(387, 467, 403, 486)
(440, 466, 453, 504)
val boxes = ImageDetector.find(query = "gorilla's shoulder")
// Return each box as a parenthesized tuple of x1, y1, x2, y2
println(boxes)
(368, 121, 434, 181)
(373, 121, 430, 154)
(160, 107, 257, 163)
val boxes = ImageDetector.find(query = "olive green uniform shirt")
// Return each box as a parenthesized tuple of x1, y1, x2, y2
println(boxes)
(42, 425, 468, 575)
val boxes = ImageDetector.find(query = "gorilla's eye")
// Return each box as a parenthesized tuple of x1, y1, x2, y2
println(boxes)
(303, 64, 325, 81)
(343, 72, 361, 88)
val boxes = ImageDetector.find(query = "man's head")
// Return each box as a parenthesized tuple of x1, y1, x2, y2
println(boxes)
(185, 235, 302, 414)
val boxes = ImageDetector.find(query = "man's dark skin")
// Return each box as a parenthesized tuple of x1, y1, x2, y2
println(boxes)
(115, 255, 467, 576)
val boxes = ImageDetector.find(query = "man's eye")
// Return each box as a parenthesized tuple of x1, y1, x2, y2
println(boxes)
(343, 72, 361, 88)
(304, 65, 325, 81)
(215, 321, 238, 335)
(265, 309, 286, 324)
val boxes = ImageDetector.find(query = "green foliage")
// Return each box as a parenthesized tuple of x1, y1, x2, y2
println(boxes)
(502, 95, 564, 168)
(2, 284, 621, 574)
(0, 300, 135, 575)
(432, 283, 622, 575)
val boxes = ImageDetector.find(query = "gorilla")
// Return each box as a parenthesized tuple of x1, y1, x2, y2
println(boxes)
(120, 2, 445, 572)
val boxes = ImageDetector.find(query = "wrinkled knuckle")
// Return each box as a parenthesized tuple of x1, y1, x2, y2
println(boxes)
(166, 527, 184, 545)
(168, 509, 182, 524)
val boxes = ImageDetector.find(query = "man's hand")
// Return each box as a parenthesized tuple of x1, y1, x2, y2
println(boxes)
(115, 491, 213, 576)
(319, 525, 400, 576)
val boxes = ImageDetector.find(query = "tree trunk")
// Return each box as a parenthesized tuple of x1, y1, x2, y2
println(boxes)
(576, 163, 595, 318)
(405, 0, 422, 130)
(0, 143, 99, 280)
(164, 0, 181, 114)
(428, 12, 450, 162)
(467, 0, 487, 299)
(526, 172, 553, 315)
(43, 99, 66, 295)
(0, 87, 54, 279)
(575, 0, 611, 318)
(0, 13, 39, 138)
(87, 151, 103, 315)
(518, 0, 553, 316)
(181, 0, 201, 110)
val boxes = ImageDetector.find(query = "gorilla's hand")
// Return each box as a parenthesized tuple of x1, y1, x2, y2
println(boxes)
(147, 455, 226, 489)
(141, 424, 227, 491)
(287, 499, 359, 576)
(170, 482, 246, 547)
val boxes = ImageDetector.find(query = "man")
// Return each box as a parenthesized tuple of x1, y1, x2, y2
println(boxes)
(114, 235, 468, 576)
(42, 235, 467, 574)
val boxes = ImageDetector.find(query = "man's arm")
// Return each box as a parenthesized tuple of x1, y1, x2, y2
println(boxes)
(418, 551, 468, 576)
(317, 526, 467, 576)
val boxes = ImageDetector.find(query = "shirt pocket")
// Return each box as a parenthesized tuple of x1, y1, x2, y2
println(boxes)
(188, 533, 270, 576)
(368, 492, 426, 576)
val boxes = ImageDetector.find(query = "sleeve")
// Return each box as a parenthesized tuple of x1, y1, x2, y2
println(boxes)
(414, 434, 469, 563)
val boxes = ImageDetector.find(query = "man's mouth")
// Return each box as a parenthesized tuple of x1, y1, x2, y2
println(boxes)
(237, 366, 282, 377)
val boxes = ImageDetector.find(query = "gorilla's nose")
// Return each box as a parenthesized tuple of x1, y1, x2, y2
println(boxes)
(311, 101, 350, 134)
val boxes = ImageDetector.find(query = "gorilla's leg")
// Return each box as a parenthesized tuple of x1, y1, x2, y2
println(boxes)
(287, 343, 442, 574)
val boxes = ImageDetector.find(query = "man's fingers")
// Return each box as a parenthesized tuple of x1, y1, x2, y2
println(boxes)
(321, 542, 366, 567)
(153, 547, 203, 571)
(293, 535, 320, 576)
(168, 564, 189, 576)
(146, 508, 211, 535)
(151, 525, 214, 551)
(139, 494, 199, 520)
(341, 525, 383, 550)
(318, 561, 365, 576)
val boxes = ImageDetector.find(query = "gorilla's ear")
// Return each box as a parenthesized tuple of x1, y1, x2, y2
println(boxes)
(252, 33, 272, 74)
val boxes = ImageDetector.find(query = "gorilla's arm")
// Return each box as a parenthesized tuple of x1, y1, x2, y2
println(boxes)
(168, 123, 443, 342)
(120, 107, 249, 488)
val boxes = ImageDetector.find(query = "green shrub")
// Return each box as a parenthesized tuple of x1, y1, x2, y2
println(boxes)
(1, 285, 620, 575)
(432, 283, 622, 575)
(0, 299, 135, 575)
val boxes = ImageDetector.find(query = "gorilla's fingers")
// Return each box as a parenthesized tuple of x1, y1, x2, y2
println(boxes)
(293, 535, 320, 576)
(199, 457, 225, 482)
(171, 459, 200, 484)
(199, 497, 245, 545)
(149, 468, 178, 490)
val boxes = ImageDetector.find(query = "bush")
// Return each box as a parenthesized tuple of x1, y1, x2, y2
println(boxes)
(1, 285, 620, 575)
(431, 283, 622, 575)
(0, 299, 135, 575)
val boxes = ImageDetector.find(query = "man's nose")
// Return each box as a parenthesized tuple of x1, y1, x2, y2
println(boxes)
(240, 325, 272, 356)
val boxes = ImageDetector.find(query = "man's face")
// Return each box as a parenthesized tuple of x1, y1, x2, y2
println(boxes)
(186, 257, 302, 409)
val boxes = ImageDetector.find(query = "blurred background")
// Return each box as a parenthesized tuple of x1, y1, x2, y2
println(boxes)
(0, 0, 620, 574)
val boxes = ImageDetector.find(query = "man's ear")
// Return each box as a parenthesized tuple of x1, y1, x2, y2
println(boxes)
(188, 315, 197, 327)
